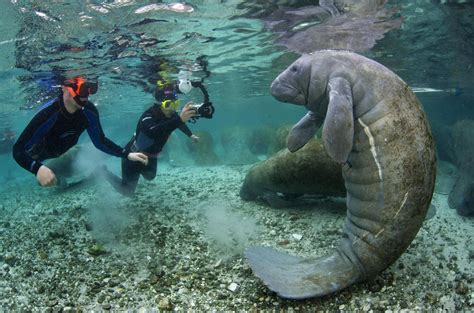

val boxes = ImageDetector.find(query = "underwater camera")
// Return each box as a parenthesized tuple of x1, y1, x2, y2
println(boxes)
(189, 102, 214, 119)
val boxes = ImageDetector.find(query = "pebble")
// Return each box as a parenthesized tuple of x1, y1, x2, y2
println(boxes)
(227, 282, 239, 292)
(455, 281, 469, 295)
(48, 299, 58, 307)
(292, 234, 303, 241)
(3, 253, 16, 266)
(158, 297, 172, 310)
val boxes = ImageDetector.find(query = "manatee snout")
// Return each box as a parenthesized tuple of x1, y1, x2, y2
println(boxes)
(449, 176, 474, 216)
(240, 181, 258, 201)
(240, 170, 260, 201)
(271, 78, 303, 104)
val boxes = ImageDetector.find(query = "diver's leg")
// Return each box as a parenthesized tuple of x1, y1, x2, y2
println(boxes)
(141, 158, 157, 181)
(120, 157, 141, 195)
(101, 159, 140, 197)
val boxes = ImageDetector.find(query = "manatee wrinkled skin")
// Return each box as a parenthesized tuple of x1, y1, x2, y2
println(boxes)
(46, 145, 82, 178)
(240, 138, 345, 206)
(245, 50, 436, 299)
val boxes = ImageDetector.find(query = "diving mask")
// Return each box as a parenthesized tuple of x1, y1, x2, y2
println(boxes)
(63, 77, 98, 107)
(161, 99, 180, 111)
(64, 77, 98, 98)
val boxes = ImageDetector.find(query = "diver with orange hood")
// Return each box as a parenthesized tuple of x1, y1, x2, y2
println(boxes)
(13, 76, 148, 187)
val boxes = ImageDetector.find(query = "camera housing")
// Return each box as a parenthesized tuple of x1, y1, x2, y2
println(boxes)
(189, 102, 204, 111)
(189, 102, 214, 119)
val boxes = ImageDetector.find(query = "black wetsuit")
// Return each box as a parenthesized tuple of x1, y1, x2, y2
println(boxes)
(104, 104, 192, 196)
(13, 97, 127, 175)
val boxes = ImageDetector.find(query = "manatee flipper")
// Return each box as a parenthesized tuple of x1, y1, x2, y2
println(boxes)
(66, 172, 97, 188)
(245, 246, 359, 299)
(55, 176, 68, 189)
(262, 192, 306, 208)
(322, 77, 354, 163)
(287, 111, 321, 152)
(262, 192, 292, 208)
(54, 172, 97, 192)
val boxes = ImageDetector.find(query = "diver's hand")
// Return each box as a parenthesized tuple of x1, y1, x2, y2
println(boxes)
(180, 102, 199, 123)
(36, 165, 57, 187)
(127, 152, 148, 165)
(190, 134, 200, 143)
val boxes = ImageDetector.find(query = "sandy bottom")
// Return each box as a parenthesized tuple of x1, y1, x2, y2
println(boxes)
(0, 163, 473, 311)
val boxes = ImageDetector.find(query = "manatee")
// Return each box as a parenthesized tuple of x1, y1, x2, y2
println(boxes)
(240, 138, 345, 207)
(46, 145, 83, 179)
(262, 0, 401, 54)
(46, 145, 103, 189)
(186, 131, 220, 166)
(447, 120, 474, 216)
(220, 127, 259, 165)
(245, 50, 436, 299)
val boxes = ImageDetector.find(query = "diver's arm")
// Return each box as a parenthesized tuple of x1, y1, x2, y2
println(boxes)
(82, 104, 128, 158)
(83, 106, 147, 164)
(12, 104, 58, 175)
(178, 122, 193, 137)
(141, 112, 183, 138)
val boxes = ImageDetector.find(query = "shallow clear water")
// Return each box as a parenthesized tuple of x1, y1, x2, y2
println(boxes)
(0, 1, 307, 183)
(0, 0, 473, 310)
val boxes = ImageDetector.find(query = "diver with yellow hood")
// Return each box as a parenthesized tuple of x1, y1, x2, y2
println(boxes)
(100, 77, 200, 196)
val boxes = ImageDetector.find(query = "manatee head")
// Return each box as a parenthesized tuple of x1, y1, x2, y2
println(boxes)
(458, 183, 474, 216)
(271, 55, 313, 106)
(271, 53, 330, 111)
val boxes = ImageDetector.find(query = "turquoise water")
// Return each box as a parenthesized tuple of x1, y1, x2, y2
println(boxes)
(0, 1, 304, 184)
(0, 1, 473, 311)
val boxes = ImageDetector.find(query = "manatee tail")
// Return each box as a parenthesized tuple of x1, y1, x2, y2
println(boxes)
(245, 245, 360, 299)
